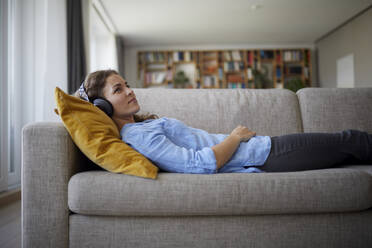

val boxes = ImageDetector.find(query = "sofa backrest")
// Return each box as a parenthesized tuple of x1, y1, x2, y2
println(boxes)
(297, 88, 372, 133)
(134, 88, 303, 136)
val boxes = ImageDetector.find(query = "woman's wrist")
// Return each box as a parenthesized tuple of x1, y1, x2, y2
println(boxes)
(229, 134, 242, 143)
(212, 134, 242, 170)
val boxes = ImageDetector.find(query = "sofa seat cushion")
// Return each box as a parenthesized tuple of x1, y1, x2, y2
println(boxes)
(68, 168, 372, 216)
(339, 165, 372, 175)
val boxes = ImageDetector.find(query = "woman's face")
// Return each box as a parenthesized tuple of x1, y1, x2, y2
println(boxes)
(102, 74, 140, 119)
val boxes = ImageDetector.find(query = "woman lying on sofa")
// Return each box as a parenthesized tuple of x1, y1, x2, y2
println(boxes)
(75, 69, 372, 174)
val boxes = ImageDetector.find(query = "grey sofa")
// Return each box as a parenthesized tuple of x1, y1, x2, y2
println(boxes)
(22, 87, 372, 248)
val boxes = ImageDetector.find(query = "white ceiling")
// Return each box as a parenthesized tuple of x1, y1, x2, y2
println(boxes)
(100, 0, 372, 47)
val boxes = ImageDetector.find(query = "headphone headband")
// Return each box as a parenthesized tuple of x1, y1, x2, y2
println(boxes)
(78, 81, 89, 101)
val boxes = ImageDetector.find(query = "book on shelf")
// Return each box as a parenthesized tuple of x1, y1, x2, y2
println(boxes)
(146, 71, 166, 84)
(145, 52, 152, 63)
(203, 59, 217, 66)
(223, 62, 228, 72)
(231, 51, 241, 61)
(184, 52, 192, 62)
(247, 68, 253, 80)
(179, 52, 184, 61)
(173, 51, 192, 62)
(218, 68, 223, 80)
(223, 51, 231, 61)
(145, 52, 165, 63)
(276, 51, 281, 63)
(247, 51, 253, 66)
(254, 59, 260, 70)
(283, 51, 290, 61)
(283, 50, 303, 62)
(166, 70, 173, 81)
(156, 52, 165, 62)
(239, 61, 244, 70)
(147, 64, 167, 70)
(173, 52, 179, 62)
(284, 65, 302, 74)
(203, 52, 218, 60)
(226, 74, 244, 83)
(276, 66, 282, 78)
(203, 60, 218, 73)
(304, 50, 310, 66)
(223, 62, 231, 72)
(196, 68, 200, 81)
(260, 50, 274, 60)
(224, 62, 244, 72)
(203, 75, 218, 87)
(195, 53, 200, 64)
(204, 67, 218, 74)
(227, 82, 245, 89)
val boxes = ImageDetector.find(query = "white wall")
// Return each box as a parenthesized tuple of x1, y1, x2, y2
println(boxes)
(316, 7, 372, 88)
(124, 43, 317, 88)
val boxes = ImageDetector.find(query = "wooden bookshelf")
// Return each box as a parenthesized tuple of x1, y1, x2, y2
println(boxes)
(137, 48, 312, 89)
(222, 50, 245, 89)
(200, 51, 219, 88)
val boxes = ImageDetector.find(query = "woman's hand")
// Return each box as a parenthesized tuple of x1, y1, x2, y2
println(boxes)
(211, 125, 256, 170)
(230, 125, 256, 142)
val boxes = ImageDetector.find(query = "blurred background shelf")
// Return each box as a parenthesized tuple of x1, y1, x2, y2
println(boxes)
(138, 48, 311, 90)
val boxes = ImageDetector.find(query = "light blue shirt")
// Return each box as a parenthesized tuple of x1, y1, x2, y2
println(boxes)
(120, 117, 271, 174)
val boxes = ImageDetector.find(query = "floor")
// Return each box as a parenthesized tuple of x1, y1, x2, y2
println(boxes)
(0, 200, 21, 248)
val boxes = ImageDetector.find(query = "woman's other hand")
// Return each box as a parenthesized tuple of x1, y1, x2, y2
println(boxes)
(230, 125, 256, 142)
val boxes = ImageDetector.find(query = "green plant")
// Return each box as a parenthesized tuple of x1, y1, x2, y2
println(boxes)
(173, 71, 189, 88)
(252, 66, 273, 89)
(284, 78, 305, 92)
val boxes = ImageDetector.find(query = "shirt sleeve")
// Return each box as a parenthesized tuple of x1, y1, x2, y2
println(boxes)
(124, 131, 217, 174)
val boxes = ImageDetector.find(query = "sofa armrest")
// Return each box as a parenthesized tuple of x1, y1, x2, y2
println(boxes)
(22, 122, 85, 248)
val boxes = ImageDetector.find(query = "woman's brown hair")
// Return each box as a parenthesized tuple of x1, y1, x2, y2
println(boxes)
(74, 69, 158, 122)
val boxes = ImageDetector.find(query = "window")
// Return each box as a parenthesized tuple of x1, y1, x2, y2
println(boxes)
(89, 0, 118, 72)
(337, 54, 355, 88)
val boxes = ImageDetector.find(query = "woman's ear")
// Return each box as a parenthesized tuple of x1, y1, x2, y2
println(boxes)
(93, 98, 114, 117)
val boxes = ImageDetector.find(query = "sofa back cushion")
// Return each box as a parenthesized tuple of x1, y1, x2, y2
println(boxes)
(297, 88, 372, 133)
(133, 88, 303, 136)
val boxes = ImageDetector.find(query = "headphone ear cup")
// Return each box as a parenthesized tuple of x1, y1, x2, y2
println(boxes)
(93, 98, 114, 117)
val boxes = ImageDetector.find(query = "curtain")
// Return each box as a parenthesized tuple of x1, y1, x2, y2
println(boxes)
(115, 35, 125, 77)
(2, 0, 69, 189)
(67, 0, 86, 94)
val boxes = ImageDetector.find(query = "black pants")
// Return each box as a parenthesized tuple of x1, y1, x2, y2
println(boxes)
(260, 129, 372, 172)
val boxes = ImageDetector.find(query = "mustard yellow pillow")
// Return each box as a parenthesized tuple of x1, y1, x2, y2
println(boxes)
(54, 87, 158, 179)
